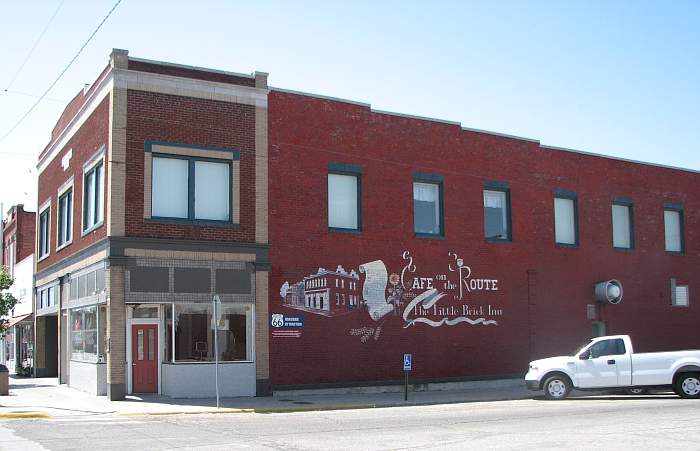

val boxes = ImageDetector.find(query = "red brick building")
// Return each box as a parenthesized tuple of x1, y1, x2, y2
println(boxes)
(1, 205, 36, 374)
(33, 49, 699, 397)
(35, 50, 269, 399)
(267, 89, 699, 389)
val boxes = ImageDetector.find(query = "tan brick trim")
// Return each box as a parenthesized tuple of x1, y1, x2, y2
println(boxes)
(255, 271, 269, 380)
(143, 152, 152, 219)
(150, 144, 236, 160)
(232, 160, 240, 224)
(113, 69, 268, 108)
(255, 106, 268, 244)
(123, 248, 256, 262)
(106, 266, 127, 389)
(108, 84, 127, 237)
(34, 250, 108, 286)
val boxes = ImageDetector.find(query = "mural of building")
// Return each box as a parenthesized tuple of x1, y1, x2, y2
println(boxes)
(282, 266, 360, 316)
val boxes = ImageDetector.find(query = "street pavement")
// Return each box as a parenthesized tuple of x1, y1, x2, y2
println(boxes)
(1, 375, 698, 450)
(1, 393, 698, 450)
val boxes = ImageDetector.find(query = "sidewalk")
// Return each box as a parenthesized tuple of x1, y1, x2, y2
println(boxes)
(0, 375, 534, 419)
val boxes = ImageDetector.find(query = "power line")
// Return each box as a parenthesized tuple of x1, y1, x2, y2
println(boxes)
(1, 0, 66, 96)
(0, 0, 123, 147)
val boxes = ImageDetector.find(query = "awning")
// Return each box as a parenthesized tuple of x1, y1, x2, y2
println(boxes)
(3, 314, 32, 329)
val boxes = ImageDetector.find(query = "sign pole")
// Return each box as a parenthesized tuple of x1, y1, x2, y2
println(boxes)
(213, 295, 221, 409)
(403, 353, 412, 401)
(404, 371, 408, 401)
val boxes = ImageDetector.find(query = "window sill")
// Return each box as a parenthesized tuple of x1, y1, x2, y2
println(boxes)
(328, 227, 362, 234)
(486, 237, 512, 244)
(671, 304, 689, 308)
(82, 221, 104, 237)
(56, 240, 73, 253)
(665, 250, 684, 256)
(37, 253, 50, 263)
(555, 242, 579, 249)
(415, 233, 444, 240)
(146, 217, 239, 228)
(613, 246, 634, 253)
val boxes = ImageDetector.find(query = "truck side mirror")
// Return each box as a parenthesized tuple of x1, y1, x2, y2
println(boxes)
(579, 351, 590, 360)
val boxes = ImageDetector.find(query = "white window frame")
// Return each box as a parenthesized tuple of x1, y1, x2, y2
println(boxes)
(151, 154, 233, 223)
(328, 171, 361, 231)
(57, 178, 74, 250)
(554, 193, 578, 246)
(82, 148, 105, 235)
(663, 206, 684, 253)
(611, 200, 633, 250)
(37, 200, 51, 261)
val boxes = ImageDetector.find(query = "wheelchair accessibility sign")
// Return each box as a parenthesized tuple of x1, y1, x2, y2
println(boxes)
(403, 353, 412, 371)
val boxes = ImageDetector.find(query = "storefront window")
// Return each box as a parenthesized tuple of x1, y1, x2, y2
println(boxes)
(174, 303, 251, 362)
(71, 306, 98, 362)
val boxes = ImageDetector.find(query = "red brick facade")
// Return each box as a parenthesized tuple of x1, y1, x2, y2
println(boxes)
(2, 205, 36, 266)
(267, 90, 700, 387)
(124, 89, 256, 241)
(36, 97, 110, 272)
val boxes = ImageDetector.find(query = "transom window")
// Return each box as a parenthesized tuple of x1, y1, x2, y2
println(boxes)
(151, 155, 231, 222)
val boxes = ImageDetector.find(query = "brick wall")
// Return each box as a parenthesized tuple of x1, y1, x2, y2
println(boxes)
(127, 60, 256, 87)
(16, 207, 35, 263)
(267, 90, 700, 387)
(36, 96, 110, 273)
(124, 89, 257, 242)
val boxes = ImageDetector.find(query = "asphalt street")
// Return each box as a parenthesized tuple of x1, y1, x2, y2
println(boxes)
(1, 394, 698, 450)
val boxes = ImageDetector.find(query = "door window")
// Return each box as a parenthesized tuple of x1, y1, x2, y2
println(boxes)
(586, 339, 626, 359)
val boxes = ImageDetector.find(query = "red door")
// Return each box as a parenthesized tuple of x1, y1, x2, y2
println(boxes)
(132, 324, 158, 393)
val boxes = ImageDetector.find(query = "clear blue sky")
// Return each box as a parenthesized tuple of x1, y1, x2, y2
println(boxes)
(1, 0, 699, 212)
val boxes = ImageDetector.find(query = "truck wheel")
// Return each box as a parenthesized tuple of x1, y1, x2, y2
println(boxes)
(675, 373, 700, 399)
(543, 375, 571, 400)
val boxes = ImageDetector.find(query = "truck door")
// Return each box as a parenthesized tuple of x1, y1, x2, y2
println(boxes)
(575, 338, 628, 388)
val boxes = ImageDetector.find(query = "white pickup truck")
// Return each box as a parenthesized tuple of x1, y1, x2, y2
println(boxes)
(525, 335, 700, 400)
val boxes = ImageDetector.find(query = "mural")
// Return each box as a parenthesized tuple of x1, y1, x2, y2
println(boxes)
(278, 250, 503, 341)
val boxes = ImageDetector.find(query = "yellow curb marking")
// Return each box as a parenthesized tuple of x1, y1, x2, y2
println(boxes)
(116, 404, 378, 416)
(0, 412, 50, 419)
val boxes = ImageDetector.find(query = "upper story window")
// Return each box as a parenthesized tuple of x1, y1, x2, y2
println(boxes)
(483, 182, 511, 241)
(38, 206, 50, 260)
(611, 198, 633, 250)
(413, 173, 443, 237)
(554, 190, 578, 246)
(151, 155, 231, 222)
(664, 204, 684, 253)
(83, 160, 104, 232)
(58, 188, 73, 248)
(328, 163, 362, 231)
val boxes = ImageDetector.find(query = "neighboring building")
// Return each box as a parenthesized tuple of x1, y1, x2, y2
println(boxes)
(1, 205, 36, 375)
(35, 50, 269, 399)
(31, 49, 700, 397)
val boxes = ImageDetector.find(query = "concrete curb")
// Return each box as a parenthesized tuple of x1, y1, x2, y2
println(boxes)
(0, 412, 50, 419)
